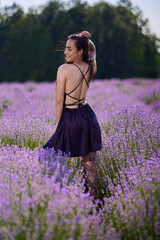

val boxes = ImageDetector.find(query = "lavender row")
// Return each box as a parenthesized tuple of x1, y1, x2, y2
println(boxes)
(0, 79, 160, 239)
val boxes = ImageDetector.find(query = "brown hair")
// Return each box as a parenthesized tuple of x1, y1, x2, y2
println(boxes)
(66, 34, 96, 79)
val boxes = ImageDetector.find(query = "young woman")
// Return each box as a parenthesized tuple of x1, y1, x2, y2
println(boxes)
(43, 31, 102, 198)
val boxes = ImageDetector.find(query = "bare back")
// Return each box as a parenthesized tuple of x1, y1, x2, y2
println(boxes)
(64, 63, 91, 108)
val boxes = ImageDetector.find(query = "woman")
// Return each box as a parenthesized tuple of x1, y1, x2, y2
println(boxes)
(43, 31, 102, 198)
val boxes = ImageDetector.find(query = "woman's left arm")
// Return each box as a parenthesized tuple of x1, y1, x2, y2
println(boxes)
(55, 65, 66, 124)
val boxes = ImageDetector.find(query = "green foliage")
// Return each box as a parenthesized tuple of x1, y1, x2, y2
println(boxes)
(143, 91, 160, 105)
(0, 98, 12, 118)
(0, 0, 160, 82)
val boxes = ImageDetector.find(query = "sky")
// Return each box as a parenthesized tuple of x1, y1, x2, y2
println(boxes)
(1, 0, 160, 38)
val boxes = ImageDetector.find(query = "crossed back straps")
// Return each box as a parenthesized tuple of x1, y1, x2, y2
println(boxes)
(65, 63, 90, 107)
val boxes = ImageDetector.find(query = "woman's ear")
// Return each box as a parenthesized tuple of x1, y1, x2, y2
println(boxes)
(78, 49, 83, 56)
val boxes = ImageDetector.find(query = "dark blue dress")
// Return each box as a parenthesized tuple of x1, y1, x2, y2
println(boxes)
(43, 64, 102, 157)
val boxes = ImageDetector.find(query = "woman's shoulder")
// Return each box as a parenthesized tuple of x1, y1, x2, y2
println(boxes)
(58, 63, 74, 72)
(57, 64, 77, 79)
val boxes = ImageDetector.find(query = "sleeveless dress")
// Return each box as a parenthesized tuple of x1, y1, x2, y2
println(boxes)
(43, 63, 102, 157)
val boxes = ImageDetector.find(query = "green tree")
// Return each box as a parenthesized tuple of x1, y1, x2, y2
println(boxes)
(0, 0, 159, 82)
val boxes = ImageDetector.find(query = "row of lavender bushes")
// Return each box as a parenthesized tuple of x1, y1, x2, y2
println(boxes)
(0, 79, 160, 239)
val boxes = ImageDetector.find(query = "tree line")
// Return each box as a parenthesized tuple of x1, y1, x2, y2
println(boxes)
(0, 0, 160, 82)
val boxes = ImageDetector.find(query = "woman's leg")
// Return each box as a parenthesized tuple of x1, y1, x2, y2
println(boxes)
(82, 152, 98, 198)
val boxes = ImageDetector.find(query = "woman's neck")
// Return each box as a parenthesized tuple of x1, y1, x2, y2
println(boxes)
(73, 59, 84, 64)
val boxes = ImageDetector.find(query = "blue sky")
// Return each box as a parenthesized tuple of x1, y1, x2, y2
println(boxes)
(1, 0, 160, 38)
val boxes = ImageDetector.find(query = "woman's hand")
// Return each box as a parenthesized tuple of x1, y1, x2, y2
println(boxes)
(79, 31, 91, 39)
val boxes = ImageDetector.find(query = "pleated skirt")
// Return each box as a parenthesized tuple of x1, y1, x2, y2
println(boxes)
(43, 104, 102, 157)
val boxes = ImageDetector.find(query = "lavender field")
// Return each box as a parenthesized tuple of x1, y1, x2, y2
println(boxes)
(0, 79, 160, 240)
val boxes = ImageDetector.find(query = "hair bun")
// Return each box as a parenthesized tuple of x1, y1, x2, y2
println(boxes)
(80, 35, 87, 40)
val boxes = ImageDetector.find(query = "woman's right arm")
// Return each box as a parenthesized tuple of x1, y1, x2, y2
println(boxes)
(79, 31, 96, 61)
(79, 31, 97, 75)
(79, 31, 97, 74)
(88, 39, 96, 62)
(88, 38, 97, 75)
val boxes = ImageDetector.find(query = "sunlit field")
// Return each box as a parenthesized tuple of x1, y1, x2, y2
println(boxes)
(0, 79, 160, 239)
